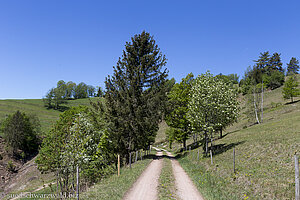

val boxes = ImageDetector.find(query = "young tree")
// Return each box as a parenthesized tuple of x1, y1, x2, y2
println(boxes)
(287, 57, 300, 76)
(43, 88, 55, 108)
(36, 106, 111, 194)
(53, 87, 66, 109)
(165, 73, 194, 149)
(188, 72, 239, 155)
(104, 31, 168, 161)
(282, 75, 300, 103)
(1, 111, 40, 156)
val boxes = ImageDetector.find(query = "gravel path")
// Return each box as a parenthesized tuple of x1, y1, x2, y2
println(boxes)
(123, 149, 163, 200)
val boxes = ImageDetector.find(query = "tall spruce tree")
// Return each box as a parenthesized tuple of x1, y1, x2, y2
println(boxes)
(287, 57, 300, 75)
(104, 31, 168, 161)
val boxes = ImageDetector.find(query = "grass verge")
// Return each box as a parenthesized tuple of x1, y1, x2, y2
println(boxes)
(81, 155, 153, 200)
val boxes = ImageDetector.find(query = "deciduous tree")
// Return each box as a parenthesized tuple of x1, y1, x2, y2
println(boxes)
(282, 75, 300, 103)
(165, 73, 194, 149)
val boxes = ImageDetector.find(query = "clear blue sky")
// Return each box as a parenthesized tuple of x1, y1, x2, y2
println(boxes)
(0, 0, 299, 99)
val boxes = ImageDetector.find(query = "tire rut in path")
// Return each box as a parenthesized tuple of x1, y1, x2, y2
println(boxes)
(123, 150, 163, 200)
(164, 150, 205, 200)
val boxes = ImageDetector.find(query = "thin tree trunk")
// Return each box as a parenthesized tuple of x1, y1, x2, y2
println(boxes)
(253, 88, 260, 124)
(220, 127, 223, 138)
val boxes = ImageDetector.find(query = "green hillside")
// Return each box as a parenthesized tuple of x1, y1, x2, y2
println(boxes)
(0, 98, 99, 135)
(164, 77, 300, 199)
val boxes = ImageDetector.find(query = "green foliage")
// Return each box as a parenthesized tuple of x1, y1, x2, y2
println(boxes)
(287, 57, 299, 76)
(104, 31, 168, 159)
(43, 81, 97, 109)
(66, 81, 76, 99)
(74, 82, 89, 99)
(227, 73, 239, 84)
(188, 72, 239, 132)
(263, 70, 285, 90)
(6, 160, 16, 172)
(165, 73, 194, 148)
(242, 52, 285, 91)
(96, 86, 104, 97)
(188, 72, 239, 153)
(1, 111, 40, 156)
(36, 105, 111, 191)
(282, 75, 300, 102)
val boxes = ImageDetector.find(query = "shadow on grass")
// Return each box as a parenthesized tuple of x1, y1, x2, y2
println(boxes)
(222, 129, 240, 138)
(285, 99, 300, 105)
(172, 141, 245, 160)
(209, 141, 245, 156)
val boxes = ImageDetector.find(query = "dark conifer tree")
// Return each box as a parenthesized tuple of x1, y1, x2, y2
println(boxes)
(287, 57, 300, 75)
(269, 52, 283, 73)
(104, 31, 168, 161)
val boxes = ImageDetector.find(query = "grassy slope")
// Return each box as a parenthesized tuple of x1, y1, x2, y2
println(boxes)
(0, 98, 99, 135)
(165, 80, 300, 200)
(0, 98, 99, 197)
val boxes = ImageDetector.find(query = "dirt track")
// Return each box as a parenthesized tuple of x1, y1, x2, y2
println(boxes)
(123, 149, 163, 200)
(164, 150, 204, 200)
(124, 148, 204, 200)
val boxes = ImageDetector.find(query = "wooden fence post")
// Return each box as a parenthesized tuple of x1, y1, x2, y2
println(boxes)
(295, 155, 299, 200)
(210, 150, 213, 165)
(118, 154, 120, 176)
(197, 149, 200, 161)
(76, 165, 79, 200)
(233, 147, 236, 173)
(189, 146, 191, 152)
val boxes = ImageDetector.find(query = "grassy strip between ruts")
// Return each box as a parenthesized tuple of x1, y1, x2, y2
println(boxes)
(158, 157, 177, 200)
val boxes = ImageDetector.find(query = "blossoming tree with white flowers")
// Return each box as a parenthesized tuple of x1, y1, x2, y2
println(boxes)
(188, 72, 239, 156)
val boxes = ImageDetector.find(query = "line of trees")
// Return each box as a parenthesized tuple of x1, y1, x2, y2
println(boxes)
(165, 72, 239, 154)
(43, 80, 104, 109)
(34, 31, 300, 195)
(239, 52, 299, 123)
(36, 31, 170, 194)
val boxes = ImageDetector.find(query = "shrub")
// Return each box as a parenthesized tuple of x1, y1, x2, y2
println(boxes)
(6, 161, 16, 172)
(0, 111, 40, 156)
(263, 71, 285, 90)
